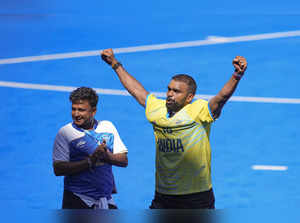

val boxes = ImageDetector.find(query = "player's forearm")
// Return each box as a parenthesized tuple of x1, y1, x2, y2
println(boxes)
(209, 75, 240, 119)
(209, 55, 247, 119)
(217, 75, 239, 102)
(53, 159, 91, 176)
(101, 49, 149, 106)
(104, 152, 128, 167)
(111, 61, 149, 107)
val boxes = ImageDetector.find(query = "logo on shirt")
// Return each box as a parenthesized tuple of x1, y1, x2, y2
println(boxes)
(76, 140, 86, 148)
(101, 134, 110, 143)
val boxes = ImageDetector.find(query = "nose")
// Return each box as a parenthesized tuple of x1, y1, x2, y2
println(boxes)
(73, 109, 80, 117)
(167, 90, 174, 98)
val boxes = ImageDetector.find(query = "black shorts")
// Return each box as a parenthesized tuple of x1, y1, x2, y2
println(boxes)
(149, 188, 215, 209)
(62, 189, 118, 209)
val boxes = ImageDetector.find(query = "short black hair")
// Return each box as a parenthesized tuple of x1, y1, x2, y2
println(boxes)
(69, 87, 98, 108)
(171, 74, 197, 95)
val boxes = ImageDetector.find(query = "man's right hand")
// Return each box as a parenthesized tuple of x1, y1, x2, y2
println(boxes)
(89, 142, 107, 165)
(100, 47, 149, 107)
(101, 49, 118, 66)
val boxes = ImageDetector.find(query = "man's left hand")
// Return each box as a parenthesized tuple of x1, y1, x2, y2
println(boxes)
(233, 56, 247, 75)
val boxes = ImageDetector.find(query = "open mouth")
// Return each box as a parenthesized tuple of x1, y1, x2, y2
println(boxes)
(74, 117, 83, 123)
(166, 98, 174, 104)
(166, 101, 172, 106)
(166, 100, 176, 110)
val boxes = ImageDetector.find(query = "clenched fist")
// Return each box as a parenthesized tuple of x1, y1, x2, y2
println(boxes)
(233, 56, 247, 75)
(101, 48, 118, 66)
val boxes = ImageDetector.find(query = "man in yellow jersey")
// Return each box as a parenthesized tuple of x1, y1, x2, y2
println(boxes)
(101, 49, 247, 209)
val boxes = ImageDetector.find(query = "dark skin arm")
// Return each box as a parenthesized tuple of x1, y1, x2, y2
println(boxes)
(100, 151, 128, 167)
(53, 143, 107, 176)
(97, 140, 128, 167)
(53, 159, 91, 176)
(101, 49, 149, 107)
(209, 56, 247, 119)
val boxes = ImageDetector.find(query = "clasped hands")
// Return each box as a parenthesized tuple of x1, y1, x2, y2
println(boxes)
(89, 141, 111, 166)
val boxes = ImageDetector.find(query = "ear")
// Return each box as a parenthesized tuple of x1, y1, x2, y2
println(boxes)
(186, 93, 194, 104)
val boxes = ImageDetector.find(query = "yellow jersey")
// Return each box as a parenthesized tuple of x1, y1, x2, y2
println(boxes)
(145, 94, 215, 195)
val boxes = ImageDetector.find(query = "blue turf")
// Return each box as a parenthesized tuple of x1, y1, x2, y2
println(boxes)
(1, 0, 300, 221)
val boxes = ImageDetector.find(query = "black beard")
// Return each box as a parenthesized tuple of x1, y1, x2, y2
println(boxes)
(166, 101, 181, 115)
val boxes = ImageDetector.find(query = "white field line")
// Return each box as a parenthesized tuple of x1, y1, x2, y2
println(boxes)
(1, 81, 300, 104)
(252, 165, 288, 171)
(1, 30, 300, 64)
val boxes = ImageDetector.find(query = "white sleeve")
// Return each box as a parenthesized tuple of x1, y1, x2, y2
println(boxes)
(52, 130, 70, 162)
(109, 122, 128, 154)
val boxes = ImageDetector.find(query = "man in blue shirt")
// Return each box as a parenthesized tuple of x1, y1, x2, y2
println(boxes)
(53, 87, 128, 209)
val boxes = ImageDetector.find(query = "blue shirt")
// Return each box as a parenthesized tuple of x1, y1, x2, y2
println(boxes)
(53, 120, 128, 200)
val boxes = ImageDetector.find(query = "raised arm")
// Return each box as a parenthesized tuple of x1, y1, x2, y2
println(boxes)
(209, 56, 247, 119)
(101, 49, 149, 107)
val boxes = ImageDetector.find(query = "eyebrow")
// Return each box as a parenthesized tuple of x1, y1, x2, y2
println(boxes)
(168, 86, 181, 92)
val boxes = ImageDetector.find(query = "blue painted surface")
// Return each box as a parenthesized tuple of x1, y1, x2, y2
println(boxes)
(1, 0, 300, 222)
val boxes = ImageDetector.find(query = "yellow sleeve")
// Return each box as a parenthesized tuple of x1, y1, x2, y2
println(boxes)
(145, 94, 165, 122)
(189, 99, 214, 123)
